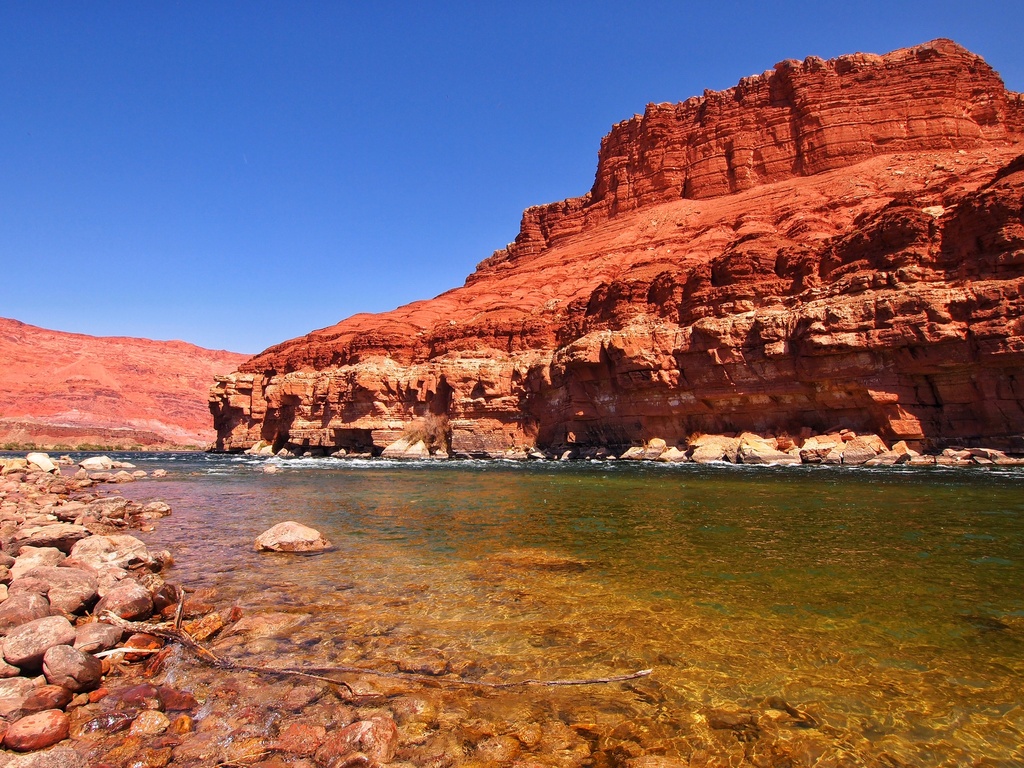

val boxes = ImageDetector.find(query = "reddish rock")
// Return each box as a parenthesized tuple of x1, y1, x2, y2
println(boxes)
(0, 592, 52, 634)
(0, 318, 248, 449)
(43, 644, 102, 692)
(112, 683, 162, 710)
(18, 566, 98, 615)
(209, 40, 1024, 458)
(68, 534, 156, 571)
(13, 524, 90, 553)
(122, 632, 163, 661)
(156, 685, 198, 712)
(73, 621, 123, 653)
(129, 709, 170, 736)
(0, 677, 41, 719)
(273, 722, 326, 755)
(93, 581, 154, 621)
(19, 683, 73, 715)
(3, 708, 70, 752)
(318, 717, 399, 765)
(3, 615, 77, 668)
(10, 547, 66, 580)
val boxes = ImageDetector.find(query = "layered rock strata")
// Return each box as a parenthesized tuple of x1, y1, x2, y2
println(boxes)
(211, 40, 1024, 456)
(0, 319, 248, 449)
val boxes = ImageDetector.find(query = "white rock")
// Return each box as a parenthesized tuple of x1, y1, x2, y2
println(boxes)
(78, 456, 113, 471)
(25, 453, 59, 475)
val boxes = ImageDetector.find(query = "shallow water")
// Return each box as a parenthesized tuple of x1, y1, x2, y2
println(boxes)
(108, 454, 1024, 766)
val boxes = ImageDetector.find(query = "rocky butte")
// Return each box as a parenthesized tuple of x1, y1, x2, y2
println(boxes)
(211, 40, 1024, 458)
(0, 318, 248, 449)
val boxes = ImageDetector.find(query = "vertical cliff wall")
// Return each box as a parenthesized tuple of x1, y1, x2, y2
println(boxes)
(211, 40, 1024, 456)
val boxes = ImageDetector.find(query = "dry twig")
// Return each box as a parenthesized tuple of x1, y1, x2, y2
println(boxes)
(101, 612, 652, 693)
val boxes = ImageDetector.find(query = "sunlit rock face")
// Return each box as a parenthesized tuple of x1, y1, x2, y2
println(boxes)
(211, 40, 1024, 456)
(0, 318, 248, 448)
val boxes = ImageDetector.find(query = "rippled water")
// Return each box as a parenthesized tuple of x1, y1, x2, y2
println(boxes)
(107, 454, 1024, 766)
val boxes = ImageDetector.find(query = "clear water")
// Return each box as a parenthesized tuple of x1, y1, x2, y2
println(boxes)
(103, 454, 1024, 765)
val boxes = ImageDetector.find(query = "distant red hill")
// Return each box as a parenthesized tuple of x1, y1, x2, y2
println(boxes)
(0, 317, 249, 449)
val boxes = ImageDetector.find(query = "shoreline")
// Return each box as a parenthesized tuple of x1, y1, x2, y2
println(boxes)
(229, 429, 1024, 468)
(0, 453, 425, 767)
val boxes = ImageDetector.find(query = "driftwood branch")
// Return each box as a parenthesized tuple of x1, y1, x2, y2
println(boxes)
(101, 612, 652, 692)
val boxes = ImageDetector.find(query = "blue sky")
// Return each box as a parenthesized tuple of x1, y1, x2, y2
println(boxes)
(2, 2, 1021, 354)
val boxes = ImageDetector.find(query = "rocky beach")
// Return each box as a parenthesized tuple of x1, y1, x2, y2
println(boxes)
(0, 453, 410, 768)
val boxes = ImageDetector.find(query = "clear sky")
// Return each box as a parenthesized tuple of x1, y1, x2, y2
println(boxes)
(2, 2, 1021, 355)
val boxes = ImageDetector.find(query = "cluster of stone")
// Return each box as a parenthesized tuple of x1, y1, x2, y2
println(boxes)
(0, 453, 178, 755)
(537, 432, 1024, 466)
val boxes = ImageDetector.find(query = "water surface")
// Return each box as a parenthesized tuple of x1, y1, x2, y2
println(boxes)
(111, 454, 1023, 766)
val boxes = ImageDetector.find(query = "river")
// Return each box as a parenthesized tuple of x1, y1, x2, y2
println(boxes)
(104, 453, 1024, 766)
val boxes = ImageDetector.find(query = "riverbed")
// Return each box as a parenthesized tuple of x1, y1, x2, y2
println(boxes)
(107, 453, 1024, 766)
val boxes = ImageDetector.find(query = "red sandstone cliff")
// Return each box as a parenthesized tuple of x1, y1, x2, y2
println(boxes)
(0, 318, 248, 448)
(211, 40, 1024, 455)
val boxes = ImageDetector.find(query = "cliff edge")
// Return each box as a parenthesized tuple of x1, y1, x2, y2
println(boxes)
(211, 40, 1024, 456)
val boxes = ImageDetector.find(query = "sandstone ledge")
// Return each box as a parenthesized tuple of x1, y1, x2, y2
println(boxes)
(211, 41, 1024, 460)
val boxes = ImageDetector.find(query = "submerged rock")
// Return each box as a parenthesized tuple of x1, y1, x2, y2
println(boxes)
(254, 521, 331, 552)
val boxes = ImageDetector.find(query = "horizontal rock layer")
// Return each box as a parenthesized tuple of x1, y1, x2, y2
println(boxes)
(0, 319, 248, 448)
(211, 40, 1024, 456)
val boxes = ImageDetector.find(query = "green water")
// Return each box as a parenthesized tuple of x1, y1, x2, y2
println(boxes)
(119, 455, 1024, 766)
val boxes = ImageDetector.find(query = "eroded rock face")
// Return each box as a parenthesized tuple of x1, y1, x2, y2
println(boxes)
(0, 321, 248, 449)
(211, 40, 1024, 457)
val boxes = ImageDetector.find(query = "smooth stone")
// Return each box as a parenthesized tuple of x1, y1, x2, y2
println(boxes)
(85, 497, 132, 520)
(14, 524, 90, 554)
(3, 709, 70, 752)
(156, 685, 198, 712)
(0, 593, 52, 634)
(25, 454, 59, 475)
(73, 622, 124, 654)
(128, 709, 170, 736)
(0, 677, 42, 719)
(4, 616, 78, 668)
(139, 501, 171, 519)
(17, 567, 98, 615)
(43, 645, 102, 692)
(93, 580, 153, 621)
(68, 534, 156, 570)
(19, 684, 73, 715)
(329, 716, 399, 764)
(11, 548, 66, 581)
(1, 745, 86, 767)
(254, 521, 331, 552)
(78, 457, 113, 471)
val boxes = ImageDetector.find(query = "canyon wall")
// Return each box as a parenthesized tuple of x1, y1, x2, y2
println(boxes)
(0, 318, 248, 448)
(211, 40, 1024, 456)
